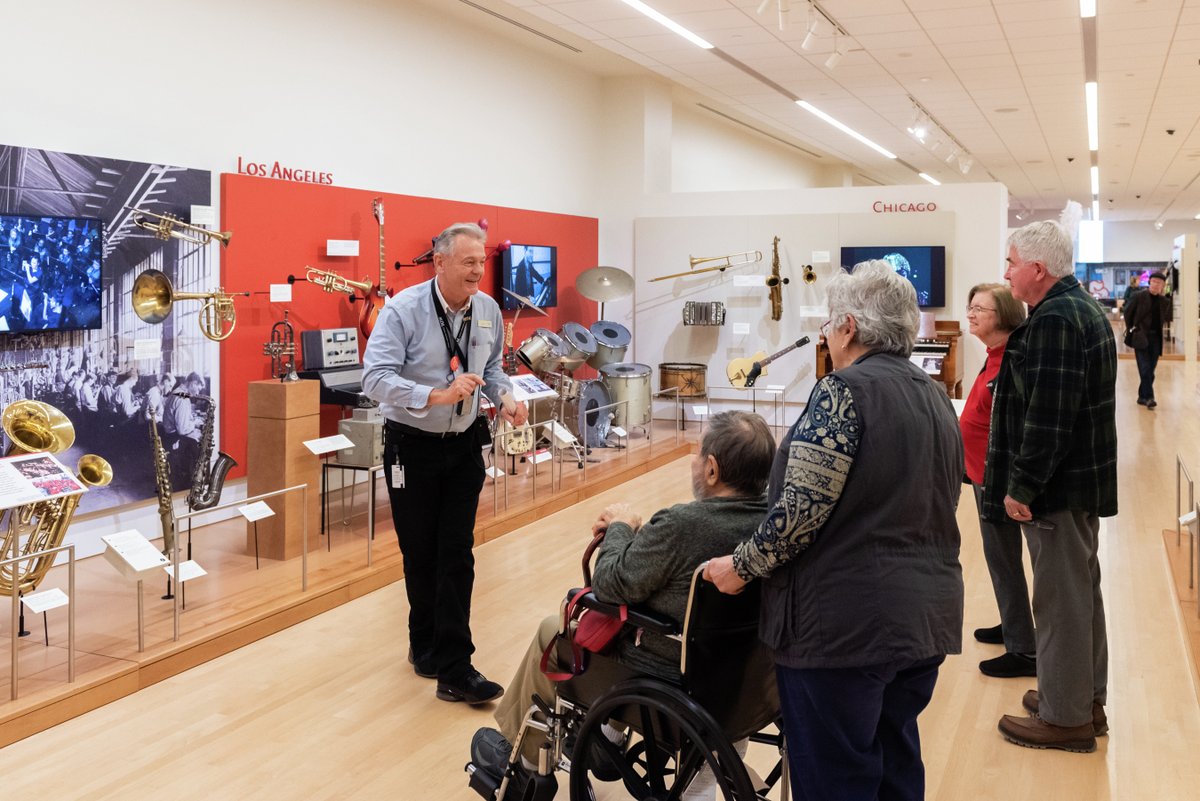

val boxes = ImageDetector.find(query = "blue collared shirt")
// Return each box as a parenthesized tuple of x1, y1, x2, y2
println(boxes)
(362, 278, 511, 433)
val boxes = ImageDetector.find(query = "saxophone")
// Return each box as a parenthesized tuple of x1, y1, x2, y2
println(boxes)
(178, 392, 237, 511)
(767, 235, 789, 322)
(150, 410, 176, 556)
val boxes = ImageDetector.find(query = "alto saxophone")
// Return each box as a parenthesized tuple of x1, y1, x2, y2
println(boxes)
(150, 410, 176, 556)
(176, 391, 237, 511)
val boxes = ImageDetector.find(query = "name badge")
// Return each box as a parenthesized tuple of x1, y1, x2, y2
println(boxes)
(479, 319, 493, 329)
(391, 465, 405, 489)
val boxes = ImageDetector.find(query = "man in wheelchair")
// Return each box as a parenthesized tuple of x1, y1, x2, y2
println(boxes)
(468, 411, 776, 800)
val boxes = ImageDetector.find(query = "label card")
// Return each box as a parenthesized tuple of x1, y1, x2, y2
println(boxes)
(190, 205, 216, 226)
(692, 405, 709, 416)
(163, 560, 207, 583)
(304, 434, 355, 455)
(326, 239, 360, 257)
(238, 501, 275, 522)
(812, 250, 830, 264)
(485, 465, 506, 479)
(532, 450, 553, 464)
(101, 529, 170, 576)
(767, 384, 786, 391)
(733, 275, 763, 288)
(269, 283, 292, 303)
(21, 587, 69, 613)
(610, 426, 627, 438)
(732, 323, 751, 335)
(133, 338, 161, 361)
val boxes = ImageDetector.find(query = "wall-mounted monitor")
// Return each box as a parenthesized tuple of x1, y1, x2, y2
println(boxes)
(500, 244, 557, 310)
(841, 245, 946, 308)
(0, 213, 103, 331)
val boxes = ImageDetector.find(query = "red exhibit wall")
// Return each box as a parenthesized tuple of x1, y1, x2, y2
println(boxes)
(218, 173, 600, 479)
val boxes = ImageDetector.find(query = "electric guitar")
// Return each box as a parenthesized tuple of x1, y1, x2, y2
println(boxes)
(726, 336, 811, 388)
(502, 320, 519, 375)
(495, 389, 534, 456)
(357, 198, 393, 339)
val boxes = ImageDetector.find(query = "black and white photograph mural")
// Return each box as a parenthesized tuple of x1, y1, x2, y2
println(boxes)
(0, 145, 216, 512)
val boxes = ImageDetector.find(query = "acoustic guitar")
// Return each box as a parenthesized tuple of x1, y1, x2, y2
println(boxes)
(357, 198, 393, 338)
(726, 336, 811, 388)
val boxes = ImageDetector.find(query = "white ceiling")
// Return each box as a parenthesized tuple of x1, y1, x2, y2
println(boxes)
(461, 0, 1200, 221)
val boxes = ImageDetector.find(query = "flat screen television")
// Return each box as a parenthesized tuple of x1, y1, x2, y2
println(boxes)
(500, 244, 557, 310)
(0, 213, 103, 331)
(841, 245, 946, 308)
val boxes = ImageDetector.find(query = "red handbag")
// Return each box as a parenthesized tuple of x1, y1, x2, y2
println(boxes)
(539, 530, 628, 681)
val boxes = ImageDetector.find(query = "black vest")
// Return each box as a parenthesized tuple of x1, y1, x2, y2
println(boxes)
(761, 351, 964, 669)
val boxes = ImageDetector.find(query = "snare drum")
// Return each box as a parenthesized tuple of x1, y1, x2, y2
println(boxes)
(587, 321, 632, 369)
(543, 371, 580, 400)
(557, 323, 597, 372)
(599, 362, 651, 428)
(516, 328, 565, 373)
(658, 362, 708, 399)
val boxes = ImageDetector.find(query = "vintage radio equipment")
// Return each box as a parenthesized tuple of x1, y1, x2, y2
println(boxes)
(301, 327, 360, 370)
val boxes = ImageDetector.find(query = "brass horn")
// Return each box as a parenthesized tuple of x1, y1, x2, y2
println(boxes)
(305, 266, 372, 295)
(132, 268, 249, 342)
(803, 265, 817, 284)
(688, 251, 763, 271)
(2, 399, 75, 456)
(125, 206, 232, 248)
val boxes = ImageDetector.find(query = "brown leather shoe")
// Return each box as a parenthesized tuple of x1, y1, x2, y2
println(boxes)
(999, 714, 1096, 753)
(1021, 689, 1108, 736)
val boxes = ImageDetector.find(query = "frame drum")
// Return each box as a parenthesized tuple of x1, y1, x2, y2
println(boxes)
(517, 328, 565, 373)
(599, 362, 651, 428)
(658, 362, 707, 399)
(533, 379, 612, 448)
(557, 323, 597, 372)
(587, 321, 632, 369)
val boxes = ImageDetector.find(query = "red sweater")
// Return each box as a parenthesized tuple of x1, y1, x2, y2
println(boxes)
(960, 343, 1005, 486)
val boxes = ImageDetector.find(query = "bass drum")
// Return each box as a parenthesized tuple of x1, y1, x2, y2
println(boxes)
(659, 362, 707, 398)
(517, 328, 565, 373)
(587, 321, 631, 369)
(599, 362, 651, 428)
(557, 322, 597, 372)
(532, 379, 612, 449)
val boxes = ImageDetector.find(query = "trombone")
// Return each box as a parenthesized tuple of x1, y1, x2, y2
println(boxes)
(648, 250, 762, 282)
(305, 266, 372, 296)
(125, 206, 232, 248)
(132, 268, 249, 342)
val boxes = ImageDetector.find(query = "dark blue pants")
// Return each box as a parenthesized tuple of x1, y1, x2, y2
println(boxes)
(1134, 331, 1163, 402)
(777, 656, 944, 801)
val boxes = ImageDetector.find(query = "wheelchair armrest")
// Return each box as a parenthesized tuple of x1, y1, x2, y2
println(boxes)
(567, 588, 681, 638)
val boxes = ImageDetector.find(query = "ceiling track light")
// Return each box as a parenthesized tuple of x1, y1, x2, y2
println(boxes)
(825, 34, 847, 69)
(907, 96, 974, 181)
(801, 11, 819, 50)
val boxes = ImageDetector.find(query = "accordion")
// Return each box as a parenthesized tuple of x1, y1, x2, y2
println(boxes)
(682, 301, 726, 326)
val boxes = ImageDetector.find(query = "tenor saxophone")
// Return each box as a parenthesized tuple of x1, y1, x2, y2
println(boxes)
(149, 410, 176, 556)
(178, 392, 237, 511)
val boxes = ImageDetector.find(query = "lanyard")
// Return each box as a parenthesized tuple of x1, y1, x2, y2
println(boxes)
(430, 280, 473, 414)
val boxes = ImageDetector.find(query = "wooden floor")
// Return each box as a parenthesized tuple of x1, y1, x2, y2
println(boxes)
(1, 360, 1198, 799)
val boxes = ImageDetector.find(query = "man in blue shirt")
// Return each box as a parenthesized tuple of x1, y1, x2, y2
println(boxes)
(363, 222, 527, 705)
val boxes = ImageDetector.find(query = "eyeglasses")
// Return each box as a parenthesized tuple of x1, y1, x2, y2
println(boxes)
(966, 305, 997, 315)
(820, 319, 833, 338)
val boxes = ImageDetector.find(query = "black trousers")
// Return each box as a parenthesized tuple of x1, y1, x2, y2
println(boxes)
(383, 423, 486, 681)
(1134, 330, 1163, 402)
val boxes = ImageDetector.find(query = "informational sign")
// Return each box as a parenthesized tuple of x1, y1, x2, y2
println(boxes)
(692, 405, 709, 416)
(101, 529, 170, 578)
(238, 501, 276, 522)
(190, 205, 216, 226)
(732, 323, 751, 335)
(733, 275, 763, 288)
(163, 560, 207, 583)
(133, 338, 161, 361)
(269, 283, 293, 303)
(511, 375, 558, 403)
(610, 426, 627, 438)
(0, 452, 87, 511)
(304, 434, 355, 455)
(326, 240, 360, 257)
(21, 587, 69, 613)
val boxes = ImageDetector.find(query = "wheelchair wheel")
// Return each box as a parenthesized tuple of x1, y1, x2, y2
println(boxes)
(568, 680, 758, 801)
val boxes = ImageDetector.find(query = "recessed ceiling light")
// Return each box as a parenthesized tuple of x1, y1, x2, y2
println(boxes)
(1115, 122, 1131, 128)
(898, 52, 912, 58)
(994, 107, 1019, 114)
(919, 76, 931, 82)
(1026, 159, 1044, 164)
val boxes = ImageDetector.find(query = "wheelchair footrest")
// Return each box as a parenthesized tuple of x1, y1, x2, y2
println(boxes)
(466, 762, 558, 801)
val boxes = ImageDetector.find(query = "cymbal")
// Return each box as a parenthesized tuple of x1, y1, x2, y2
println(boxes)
(576, 265, 633, 302)
(502, 287, 548, 316)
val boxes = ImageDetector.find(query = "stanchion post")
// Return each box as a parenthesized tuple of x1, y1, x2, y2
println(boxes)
(67, 544, 75, 683)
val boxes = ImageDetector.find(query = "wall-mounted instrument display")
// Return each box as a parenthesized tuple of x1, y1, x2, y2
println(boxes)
(174, 391, 236, 512)
(682, 301, 726, 327)
(727, 336, 811, 389)
(124, 206, 231, 248)
(767, 236, 789, 322)
(131, 268, 249, 342)
(648, 251, 761, 283)
(263, 310, 301, 382)
(1, 400, 112, 597)
(357, 197, 392, 339)
(304, 266, 372, 296)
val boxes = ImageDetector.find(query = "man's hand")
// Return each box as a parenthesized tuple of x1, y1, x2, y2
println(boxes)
(591, 502, 642, 537)
(1004, 494, 1032, 523)
(500, 400, 528, 426)
(703, 555, 748, 595)
(430, 373, 485, 406)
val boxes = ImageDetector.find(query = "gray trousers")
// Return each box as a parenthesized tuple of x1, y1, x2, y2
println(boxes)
(1023, 509, 1109, 727)
(971, 483, 1036, 654)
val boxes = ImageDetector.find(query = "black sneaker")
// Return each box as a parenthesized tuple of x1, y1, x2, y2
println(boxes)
(407, 647, 436, 679)
(1137, 398, 1149, 406)
(471, 727, 514, 777)
(437, 668, 504, 704)
(973, 624, 1004, 645)
(979, 652, 1037, 678)
(1147, 399, 1158, 409)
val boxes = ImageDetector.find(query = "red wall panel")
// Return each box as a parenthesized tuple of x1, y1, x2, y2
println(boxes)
(219, 174, 600, 478)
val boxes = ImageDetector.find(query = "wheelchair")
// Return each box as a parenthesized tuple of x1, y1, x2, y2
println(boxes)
(466, 565, 789, 801)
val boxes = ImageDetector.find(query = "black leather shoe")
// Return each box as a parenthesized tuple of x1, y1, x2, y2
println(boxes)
(437, 668, 504, 704)
(1137, 398, 1148, 406)
(973, 624, 1004, 645)
(1147, 399, 1158, 409)
(980, 652, 1037, 678)
(407, 647, 436, 679)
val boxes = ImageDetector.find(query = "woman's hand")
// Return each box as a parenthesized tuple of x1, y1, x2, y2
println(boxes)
(703, 555, 748, 595)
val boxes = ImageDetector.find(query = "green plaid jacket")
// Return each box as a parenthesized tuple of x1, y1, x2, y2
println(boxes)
(982, 276, 1118, 522)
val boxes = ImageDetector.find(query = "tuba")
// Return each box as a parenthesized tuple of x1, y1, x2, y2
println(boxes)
(132, 268, 249, 342)
(174, 392, 236, 512)
(0, 400, 112, 595)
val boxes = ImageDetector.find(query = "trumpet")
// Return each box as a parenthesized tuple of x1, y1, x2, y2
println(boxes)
(124, 206, 232, 248)
(648, 250, 763, 283)
(305, 266, 372, 296)
(132, 268, 250, 342)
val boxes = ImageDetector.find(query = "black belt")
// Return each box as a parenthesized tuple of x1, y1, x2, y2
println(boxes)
(385, 420, 471, 440)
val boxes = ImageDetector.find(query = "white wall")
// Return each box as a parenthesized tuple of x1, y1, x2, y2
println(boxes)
(1102, 220, 1200, 263)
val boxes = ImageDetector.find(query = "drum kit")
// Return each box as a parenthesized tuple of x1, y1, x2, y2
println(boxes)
(506, 265, 651, 453)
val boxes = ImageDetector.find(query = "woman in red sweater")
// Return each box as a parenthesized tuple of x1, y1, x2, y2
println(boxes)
(961, 283, 1034, 678)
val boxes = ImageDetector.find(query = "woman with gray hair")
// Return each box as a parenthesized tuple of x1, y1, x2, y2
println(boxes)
(706, 260, 965, 801)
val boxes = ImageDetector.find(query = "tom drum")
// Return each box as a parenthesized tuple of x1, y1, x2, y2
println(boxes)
(587, 321, 632, 369)
(557, 323, 597, 372)
(516, 328, 565, 374)
(599, 362, 652, 428)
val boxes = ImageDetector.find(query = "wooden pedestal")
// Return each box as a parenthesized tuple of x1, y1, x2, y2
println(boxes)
(246, 380, 321, 560)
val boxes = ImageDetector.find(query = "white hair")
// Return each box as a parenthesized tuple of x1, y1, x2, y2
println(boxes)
(1008, 220, 1074, 278)
(433, 222, 486, 258)
(826, 260, 919, 357)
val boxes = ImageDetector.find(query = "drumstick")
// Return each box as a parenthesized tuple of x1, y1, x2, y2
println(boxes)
(498, 388, 517, 415)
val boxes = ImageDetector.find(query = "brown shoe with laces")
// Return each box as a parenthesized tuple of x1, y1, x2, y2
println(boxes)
(1021, 689, 1108, 736)
(999, 714, 1096, 753)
